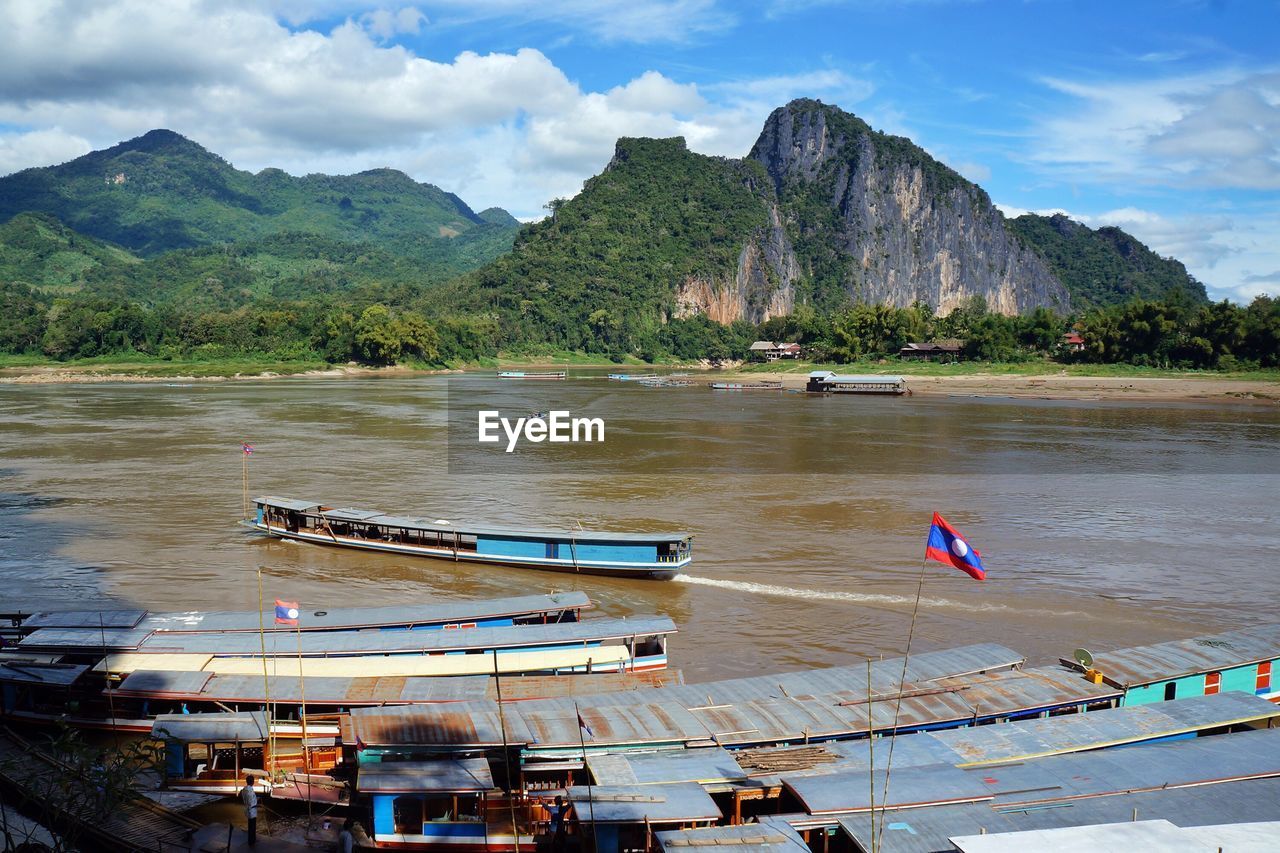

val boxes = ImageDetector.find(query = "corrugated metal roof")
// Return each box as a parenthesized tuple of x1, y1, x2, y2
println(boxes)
(656, 822, 811, 853)
(784, 764, 992, 814)
(589, 747, 743, 786)
(19, 627, 153, 650)
(834, 777, 1280, 852)
(133, 592, 590, 633)
(150, 711, 269, 742)
(357, 758, 494, 793)
(343, 646, 1111, 750)
(776, 692, 1280, 778)
(17, 609, 148, 630)
(1182, 821, 1280, 850)
(82, 616, 674, 657)
(117, 670, 214, 696)
(0, 659, 90, 686)
(255, 496, 321, 512)
(1063, 623, 1280, 688)
(114, 669, 680, 706)
(258, 496, 691, 542)
(825, 376, 905, 384)
(949, 819, 1222, 853)
(567, 783, 722, 824)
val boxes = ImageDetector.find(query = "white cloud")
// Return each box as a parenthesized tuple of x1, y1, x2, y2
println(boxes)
(0, 127, 92, 174)
(360, 6, 427, 40)
(0, 3, 872, 219)
(1031, 68, 1280, 190)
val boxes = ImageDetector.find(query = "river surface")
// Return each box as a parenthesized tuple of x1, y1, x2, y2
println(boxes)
(2, 374, 1278, 682)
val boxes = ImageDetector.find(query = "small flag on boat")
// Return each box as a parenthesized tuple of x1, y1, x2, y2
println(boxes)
(274, 599, 300, 625)
(355, 735, 367, 752)
(925, 512, 986, 581)
(577, 710, 594, 737)
(241, 443, 254, 455)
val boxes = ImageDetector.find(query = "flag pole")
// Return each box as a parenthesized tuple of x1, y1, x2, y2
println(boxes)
(256, 566, 274, 783)
(492, 653, 521, 853)
(875, 551, 927, 852)
(866, 657, 876, 853)
(296, 618, 312, 823)
(575, 702, 597, 853)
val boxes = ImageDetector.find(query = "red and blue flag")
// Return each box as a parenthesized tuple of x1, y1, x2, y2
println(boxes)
(925, 512, 985, 580)
(241, 443, 254, 455)
(274, 599, 300, 625)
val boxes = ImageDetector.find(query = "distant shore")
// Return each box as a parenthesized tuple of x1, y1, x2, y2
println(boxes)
(2, 358, 1277, 404)
(704, 369, 1280, 405)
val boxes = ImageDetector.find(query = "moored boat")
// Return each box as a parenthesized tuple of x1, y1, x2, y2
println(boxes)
(709, 380, 784, 391)
(496, 371, 566, 380)
(247, 497, 692, 579)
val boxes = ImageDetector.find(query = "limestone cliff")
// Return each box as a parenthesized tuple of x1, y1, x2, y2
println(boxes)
(746, 100, 1069, 315)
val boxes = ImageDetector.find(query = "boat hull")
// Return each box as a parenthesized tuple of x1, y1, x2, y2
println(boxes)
(249, 522, 686, 579)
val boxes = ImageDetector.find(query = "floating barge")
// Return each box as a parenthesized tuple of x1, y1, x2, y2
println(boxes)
(248, 496, 693, 579)
(709, 381, 784, 391)
(496, 371, 566, 380)
(805, 372, 907, 394)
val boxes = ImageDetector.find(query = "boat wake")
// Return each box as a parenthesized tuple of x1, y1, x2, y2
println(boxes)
(676, 574, 1085, 617)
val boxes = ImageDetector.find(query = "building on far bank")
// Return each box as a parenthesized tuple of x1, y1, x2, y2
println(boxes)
(1061, 332, 1085, 353)
(899, 341, 963, 361)
(749, 341, 802, 362)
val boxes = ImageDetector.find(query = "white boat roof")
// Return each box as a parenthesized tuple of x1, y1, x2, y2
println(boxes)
(19, 592, 591, 634)
(22, 616, 676, 656)
(254, 496, 692, 542)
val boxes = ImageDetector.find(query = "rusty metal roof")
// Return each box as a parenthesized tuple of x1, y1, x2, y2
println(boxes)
(567, 783, 722, 824)
(342, 646, 1115, 750)
(116, 669, 677, 706)
(357, 758, 494, 794)
(150, 711, 269, 743)
(1063, 623, 1280, 688)
(0, 658, 91, 686)
(656, 822, 811, 853)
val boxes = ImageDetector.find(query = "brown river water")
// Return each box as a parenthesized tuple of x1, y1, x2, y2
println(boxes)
(2, 373, 1278, 682)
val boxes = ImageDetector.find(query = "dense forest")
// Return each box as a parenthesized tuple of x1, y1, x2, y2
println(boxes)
(3, 276, 1277, 370)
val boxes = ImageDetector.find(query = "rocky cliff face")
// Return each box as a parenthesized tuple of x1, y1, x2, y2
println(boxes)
(735, 100, 1070, 317)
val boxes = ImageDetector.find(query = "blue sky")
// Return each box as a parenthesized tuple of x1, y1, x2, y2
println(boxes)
(0, 0, 1276, 301)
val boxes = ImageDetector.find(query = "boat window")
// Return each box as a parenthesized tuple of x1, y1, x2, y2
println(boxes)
(393, 796, 424, 834)
(1164, 682, 1177, 701)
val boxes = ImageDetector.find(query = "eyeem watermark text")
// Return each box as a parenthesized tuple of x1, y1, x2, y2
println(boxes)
(478, 410, 605, 452)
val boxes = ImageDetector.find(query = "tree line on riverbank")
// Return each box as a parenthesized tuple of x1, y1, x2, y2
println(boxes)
(1, 279, 1277, 370)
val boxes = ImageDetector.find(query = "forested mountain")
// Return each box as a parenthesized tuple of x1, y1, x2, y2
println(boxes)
(0, 126, 517, 268)
(469, 99, 1205, 349)
(1008, 213, 1207, 307)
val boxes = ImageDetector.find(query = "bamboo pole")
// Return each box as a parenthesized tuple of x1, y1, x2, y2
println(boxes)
(493, 654, 521, 853)
(296, 618, 312, 822)
(866, 657, 875, 853)
(256, 567, 274, 782)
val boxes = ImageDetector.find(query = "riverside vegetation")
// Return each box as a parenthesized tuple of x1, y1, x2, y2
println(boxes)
(0, 102, 1276, 374)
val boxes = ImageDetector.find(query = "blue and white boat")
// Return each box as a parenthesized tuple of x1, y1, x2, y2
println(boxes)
(248, 497, 693, 579)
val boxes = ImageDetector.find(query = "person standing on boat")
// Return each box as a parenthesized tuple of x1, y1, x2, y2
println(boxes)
(549, 795, 568, 853)
(337, 819, 355, 853)
(240, 775, 259, 847)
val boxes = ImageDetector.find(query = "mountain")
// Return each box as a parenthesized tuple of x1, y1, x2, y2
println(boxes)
(0, 212, 139, 293)
(0, 128, 518, 263)
(474, 99, 1207, 340)
(474, 137, 776, 348)
(1007, 213, 1207, 307)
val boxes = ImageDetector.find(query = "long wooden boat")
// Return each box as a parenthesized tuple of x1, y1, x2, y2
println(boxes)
(247, 496, 693, 579)
(2, 592, 590, 642)
(496, 371, 565, 380)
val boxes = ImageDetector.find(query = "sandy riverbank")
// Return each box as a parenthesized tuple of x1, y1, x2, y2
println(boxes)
(702, 369, 1280, 404)
(3, 361, 1278, 404)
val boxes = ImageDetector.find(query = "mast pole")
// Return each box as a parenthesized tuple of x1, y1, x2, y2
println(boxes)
(492, 653, 521, 853)
(257, 566, 274, 783)
(296, 618, 312, 822)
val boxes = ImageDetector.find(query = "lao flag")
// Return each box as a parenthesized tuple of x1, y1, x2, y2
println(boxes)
(274, 599, 300, 625)
(925, 513, 986, 580)
(577, 710, 594, 738)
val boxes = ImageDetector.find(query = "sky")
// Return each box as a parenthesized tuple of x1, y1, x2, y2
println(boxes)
(0, 0, 1276, 303)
